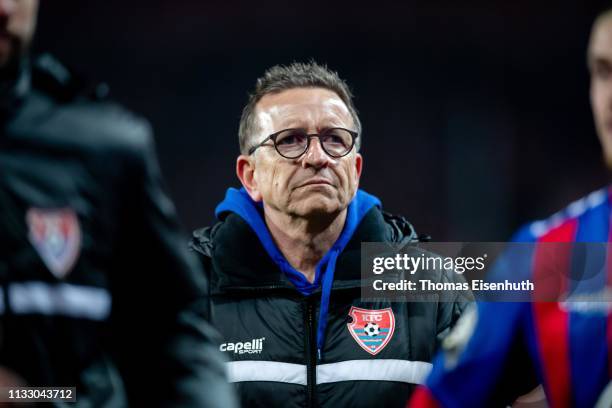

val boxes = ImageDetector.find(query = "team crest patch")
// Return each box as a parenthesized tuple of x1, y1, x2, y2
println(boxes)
(347, 306, 395, 355)
(26, 208, 81, 279)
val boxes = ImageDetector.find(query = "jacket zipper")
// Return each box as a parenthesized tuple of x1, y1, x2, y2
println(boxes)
(304, 299, 317, 407)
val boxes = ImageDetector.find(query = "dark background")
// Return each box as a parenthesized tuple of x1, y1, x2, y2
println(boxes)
(34, 1, 611, 241)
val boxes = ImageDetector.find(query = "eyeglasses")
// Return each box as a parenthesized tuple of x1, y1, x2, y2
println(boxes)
(248, 127, 358, 159)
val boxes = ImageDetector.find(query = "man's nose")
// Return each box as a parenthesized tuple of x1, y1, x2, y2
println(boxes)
(301, 137, 333, 168)
(0, 0, 16, 17)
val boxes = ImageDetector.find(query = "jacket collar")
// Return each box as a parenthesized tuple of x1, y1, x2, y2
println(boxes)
(214, 188, 381, 295)
(193, 205, 417, 295)
(0, 56, 30, 120)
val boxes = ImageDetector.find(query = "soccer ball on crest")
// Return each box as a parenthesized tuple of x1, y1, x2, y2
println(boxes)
(363, 322, 380, 337)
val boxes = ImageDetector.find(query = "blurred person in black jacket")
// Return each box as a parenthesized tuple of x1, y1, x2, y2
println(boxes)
(0, 1, 236, 406)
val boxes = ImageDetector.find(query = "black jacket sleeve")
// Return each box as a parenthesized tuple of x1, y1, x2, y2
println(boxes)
(108, 120, 237, 408)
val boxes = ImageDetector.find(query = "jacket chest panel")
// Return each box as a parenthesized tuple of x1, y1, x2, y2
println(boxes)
(0, 148, 115, 285)
(212, 296, 307, 364)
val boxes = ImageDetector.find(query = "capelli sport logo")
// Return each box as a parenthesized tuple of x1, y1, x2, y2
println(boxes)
(220, 337, 266, 354)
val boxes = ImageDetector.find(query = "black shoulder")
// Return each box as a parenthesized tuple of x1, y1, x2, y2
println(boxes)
(189, 221, 224, 258)
(18, 54, 153, 157)
(32, 53, 109, 103)
(380, 210, 420, 244)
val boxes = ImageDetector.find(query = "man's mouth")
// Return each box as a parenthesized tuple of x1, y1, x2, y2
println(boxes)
(298, 178, 334, 188)
(0, 29, 13, 42)
(0, 32, 14, 55)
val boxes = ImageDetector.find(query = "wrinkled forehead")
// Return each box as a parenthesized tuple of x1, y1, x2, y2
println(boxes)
(254, 88, 353, 136)
(589, 13, 612, 62)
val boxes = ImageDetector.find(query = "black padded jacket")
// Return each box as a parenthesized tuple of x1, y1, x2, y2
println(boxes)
(0, 55, 237, 407)
(190, 206, 469, 408)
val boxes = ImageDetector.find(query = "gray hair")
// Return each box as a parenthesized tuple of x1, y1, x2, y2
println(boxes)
(238, 61, 362, 154)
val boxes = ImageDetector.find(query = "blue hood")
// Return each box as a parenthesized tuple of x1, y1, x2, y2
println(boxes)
(215, 187, 381, 359)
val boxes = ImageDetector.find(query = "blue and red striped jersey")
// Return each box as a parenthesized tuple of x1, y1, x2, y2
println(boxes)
(409, 187, 612, 408)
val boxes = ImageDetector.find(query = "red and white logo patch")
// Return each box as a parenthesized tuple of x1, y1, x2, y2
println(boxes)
(347, 306, 395, 355)
(26, 208, 81, 279)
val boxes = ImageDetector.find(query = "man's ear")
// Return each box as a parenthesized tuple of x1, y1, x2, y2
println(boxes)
(354, 152, 363, 188)
(236, 155, 262, 201)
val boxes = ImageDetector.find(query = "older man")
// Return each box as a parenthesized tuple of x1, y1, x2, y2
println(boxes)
(409, 7, 612, 408)
(190, 62, 468, 408)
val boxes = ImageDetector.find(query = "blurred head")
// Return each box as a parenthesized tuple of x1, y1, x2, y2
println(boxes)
(589, 8, 612, 168)
(0, 0, 38, 70)
(236, 62, 363, 220)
